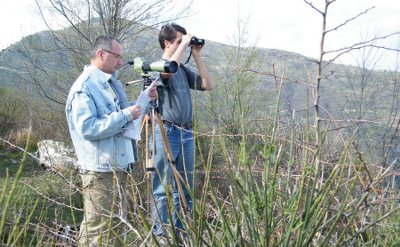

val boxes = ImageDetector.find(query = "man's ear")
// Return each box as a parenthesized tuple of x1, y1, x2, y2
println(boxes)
(164, 40, 170, 49)
(96, 49, 104, 59)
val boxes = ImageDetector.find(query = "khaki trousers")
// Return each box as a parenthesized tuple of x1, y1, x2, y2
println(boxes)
(79, 171, 128, 247)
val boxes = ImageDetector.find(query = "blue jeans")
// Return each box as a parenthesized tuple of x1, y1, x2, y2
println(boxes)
(150, 124, 194, 236)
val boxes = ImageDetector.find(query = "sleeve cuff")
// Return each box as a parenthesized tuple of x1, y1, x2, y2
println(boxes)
(122, 108, 133, 122)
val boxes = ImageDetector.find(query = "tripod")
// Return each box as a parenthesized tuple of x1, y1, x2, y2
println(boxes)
(140, 75, 191, 232)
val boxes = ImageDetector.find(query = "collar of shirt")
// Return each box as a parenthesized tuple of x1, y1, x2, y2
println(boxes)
(84, 65, 120, 88)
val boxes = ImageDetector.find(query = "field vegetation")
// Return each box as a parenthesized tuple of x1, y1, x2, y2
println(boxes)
(0, 0, 400, 246)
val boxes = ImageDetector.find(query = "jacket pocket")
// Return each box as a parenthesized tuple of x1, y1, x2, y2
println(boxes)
(95, 137, 116, 168)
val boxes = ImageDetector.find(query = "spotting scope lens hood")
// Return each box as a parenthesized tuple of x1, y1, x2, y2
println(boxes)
(133, 57, 178, 74)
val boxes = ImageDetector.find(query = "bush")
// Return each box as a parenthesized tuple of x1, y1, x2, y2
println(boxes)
(8, 129, 40, 152)
(0, 88, 26, 137)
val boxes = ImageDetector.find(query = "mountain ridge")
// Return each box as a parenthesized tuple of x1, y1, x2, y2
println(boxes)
(0, 25, 392, 120)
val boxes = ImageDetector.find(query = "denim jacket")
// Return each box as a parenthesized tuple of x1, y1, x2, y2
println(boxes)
(65, 65, 150, 172)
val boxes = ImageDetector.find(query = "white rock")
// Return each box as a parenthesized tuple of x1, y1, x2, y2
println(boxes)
(36, 140, 77, 172)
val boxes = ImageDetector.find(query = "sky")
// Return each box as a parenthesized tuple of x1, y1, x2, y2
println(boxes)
(1, 0, 400, 70)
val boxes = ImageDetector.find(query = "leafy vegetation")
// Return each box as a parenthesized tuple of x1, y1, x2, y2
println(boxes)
(0, 0, 399, 246)
(0, 142, 82, 246)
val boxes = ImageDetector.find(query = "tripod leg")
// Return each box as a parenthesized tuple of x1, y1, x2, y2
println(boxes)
(152, 108, 156, 163)
(154, 113, 190, 212)
(145, 116, 153, 213)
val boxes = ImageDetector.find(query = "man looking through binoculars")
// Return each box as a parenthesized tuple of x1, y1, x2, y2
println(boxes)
(151, 23, 213, 237)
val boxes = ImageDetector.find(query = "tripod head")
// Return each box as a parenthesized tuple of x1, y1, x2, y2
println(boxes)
(139, 76, 159, 111)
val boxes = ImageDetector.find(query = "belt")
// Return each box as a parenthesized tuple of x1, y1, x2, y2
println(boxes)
(163, 120, 193, 129)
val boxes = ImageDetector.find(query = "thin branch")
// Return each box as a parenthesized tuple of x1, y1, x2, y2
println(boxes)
(325, 7, 375, 35)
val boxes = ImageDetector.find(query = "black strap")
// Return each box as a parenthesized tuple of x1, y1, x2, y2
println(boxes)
(183, 47, 193, 65)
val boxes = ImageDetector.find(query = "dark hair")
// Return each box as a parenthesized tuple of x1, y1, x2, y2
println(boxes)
(90, 35, 120, 58)
(158, 23, 187, 50)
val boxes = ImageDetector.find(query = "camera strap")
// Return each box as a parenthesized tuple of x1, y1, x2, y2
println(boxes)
(183, 47, 193, 65)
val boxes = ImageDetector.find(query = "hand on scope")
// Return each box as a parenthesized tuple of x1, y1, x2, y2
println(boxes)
(148, 84, 158, 101)
(128, 105, 141, 120)
(160, 72, 172, 82)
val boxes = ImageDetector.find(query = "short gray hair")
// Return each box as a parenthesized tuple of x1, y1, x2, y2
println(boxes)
(90, 35, 120, 58)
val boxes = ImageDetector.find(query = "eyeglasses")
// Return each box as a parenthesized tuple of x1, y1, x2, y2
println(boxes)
(103, 49, 122, 60)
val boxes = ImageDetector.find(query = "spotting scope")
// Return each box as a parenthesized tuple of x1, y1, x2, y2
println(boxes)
(133, 57, 178, 74)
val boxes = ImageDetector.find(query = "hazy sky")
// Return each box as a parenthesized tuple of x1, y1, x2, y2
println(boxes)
(1, 0, 399, 70)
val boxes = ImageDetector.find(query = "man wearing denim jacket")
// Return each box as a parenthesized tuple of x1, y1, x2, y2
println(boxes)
(65, 35, 157, 246)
